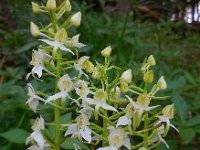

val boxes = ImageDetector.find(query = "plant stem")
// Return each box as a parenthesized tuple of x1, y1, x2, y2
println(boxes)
(143, 112, 149, 148)
(102, 109, 108, 146)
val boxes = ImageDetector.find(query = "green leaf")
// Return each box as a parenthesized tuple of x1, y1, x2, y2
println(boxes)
(184, 116, 200, 127)
(184, 71, 196, 84)
(179, 128, 195, 144)
(0, 129, 30, 144)
(61, 138, 88, 150)
(60, 112, 72, 124)
(172, 94, 188, 121)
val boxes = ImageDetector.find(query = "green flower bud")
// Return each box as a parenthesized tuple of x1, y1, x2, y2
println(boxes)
(32, 2, 40, 13)
(162, 104, 174, 119)
(147, 55, 156, 66)
(120, 81, 129, 93)
(157, 76, 167, 90)
(78, 56, 89, 69)
(85, 61, 94, 73)
(54, 28, 68, 43)
(70, 11, 81, 27)
(30, 22, 40, 37)
(101, 46, 112, 58)
(65, 0, 71, 12)
(143, 70, 154, 84)
(47, 0, 57, 10)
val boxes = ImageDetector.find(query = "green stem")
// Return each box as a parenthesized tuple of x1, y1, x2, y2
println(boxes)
(143, 112, 149, 148)
(102, 110, 108, 146)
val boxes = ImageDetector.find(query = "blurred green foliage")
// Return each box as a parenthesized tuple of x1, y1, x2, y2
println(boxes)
(0, 0, 200, 149)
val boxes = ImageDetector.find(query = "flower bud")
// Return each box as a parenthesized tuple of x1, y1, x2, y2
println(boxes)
(30, 22, 40, 37)
(143, 70, 154, 84)
(47, 0, 57, 10)
(147, 55, 156, 66)
(120, 69, 132, 83)
(112, 86, 121, 100)
(92, 68, 101, 80)
(157, 76, 167, 90)
(65, 0, 71, 12)
(162, 104, 174, 119)
(101, 46, 112, 58)
(32, 2, 40, 13)
(85, 61, 94, 73)
(54, 28, 68, 43)
(120, 81, 129, 93)
(78, 56, 89, 69)
(70, 11, 81, 27)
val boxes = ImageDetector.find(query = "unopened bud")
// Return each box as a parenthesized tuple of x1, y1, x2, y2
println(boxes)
(137, 94, 150, 106)
(65, 0, 71, 12)
(143, 70, 154, 84)
(47, 0, 57, 10)
(101, 46, 112, 58)
(162, 104, 174, 119)
(120, 69, 132, 83)
(85, 61, 94, 73)
(32, 2, 40, 13)
(157, 76, 167, 90)
(147, 55, 156, 66)
(54, 28, 68, 43)
(30, 22, 40, 37)
(70, 11, 81, 27)
(78, 56, 89, 69)
(120, 81, 129, 93)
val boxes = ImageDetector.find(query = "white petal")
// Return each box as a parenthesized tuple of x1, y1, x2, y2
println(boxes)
(97, 146, 118, 150)
(66, 40, 85, 48)
(27, 145, 41, 150)
(28, 99, 39, 113)
(123, 136, 131, 150)
(116, 115, 129, 127)
(81, 127, 92, 142)
(32, 66, 43, 78)
(32, 131, 44, 149)
(158, 134, 169, 149)
(46, 92, 63, 103)
(170, 123, 179, 133)
(101, 103, 118, 112)
(39, 39, 74, 55)
(82, 98, 96, 105)
(65, 124, 78, 136)
(144, 105, 160, 111)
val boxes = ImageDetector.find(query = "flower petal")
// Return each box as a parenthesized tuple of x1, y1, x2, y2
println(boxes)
(123, 136, 131, 150)
(82, 97, 96, 105)
(39, 39, 74, 55)
(65, 124, 78, 136)
(97, 146, 118, 150)
(116, 115, 129, 127)
(32, 131, 44, 149)
(101, 103, 118, 112)
(46, 91, 64, 103)
(81, 127, 92, 143)
(32, 66, 43, 78)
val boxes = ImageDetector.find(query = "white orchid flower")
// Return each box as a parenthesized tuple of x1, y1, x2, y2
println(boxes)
(126, 96, 159, 128)
(26, 83, 45, 112)
(155, 104, 179, 136)
(26, 50, 53, 79)
(83, 89, 117, 112)
(26, 116, 45, 149)
(65, 114, 92, 143)
(39, 39, 74, 55)
(46, 74, 73, 103)
(116, 103, 134, 127)
(148, 125, 169, 149)
(74, 80, 92, 98)
(97, 126, 131, 150)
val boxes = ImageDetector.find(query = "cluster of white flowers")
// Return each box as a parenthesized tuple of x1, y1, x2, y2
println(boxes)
(26, 0, 178, 150)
